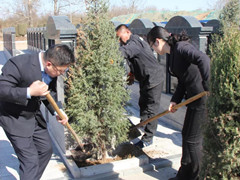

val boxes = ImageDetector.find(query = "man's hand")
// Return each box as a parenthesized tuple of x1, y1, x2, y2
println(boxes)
(169, 102, 177, 113)
(29, 80, 49, 96)
(127, 72, 135, 85)
(56, 109, 68, 125)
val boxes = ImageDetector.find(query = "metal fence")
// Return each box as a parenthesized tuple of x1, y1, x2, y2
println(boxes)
(27, 16, 77, 52)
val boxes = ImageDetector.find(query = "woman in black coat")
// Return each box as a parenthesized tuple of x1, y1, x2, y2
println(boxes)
(147, 26, 210, 180)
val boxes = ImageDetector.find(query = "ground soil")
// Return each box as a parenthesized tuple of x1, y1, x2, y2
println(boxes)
(70, 143, 146, 168)
(64, 129, 146, 168)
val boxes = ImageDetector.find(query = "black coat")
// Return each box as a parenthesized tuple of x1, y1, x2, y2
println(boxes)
(120, 34, 164, 89)
(0, 53, 57, 137)
(169, 41, 210, 107)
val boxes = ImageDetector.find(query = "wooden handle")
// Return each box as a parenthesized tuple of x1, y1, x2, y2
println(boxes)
(46, 94, 65, 119)
(45, 93, 85, 152)
(135, 91, 209, 128)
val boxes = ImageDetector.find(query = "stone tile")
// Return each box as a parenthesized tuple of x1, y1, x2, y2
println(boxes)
(0, 126, 71, 180)
(0, 51, 8, 65)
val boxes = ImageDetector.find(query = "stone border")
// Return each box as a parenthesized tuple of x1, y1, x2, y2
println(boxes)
(49, 129, 177, 179)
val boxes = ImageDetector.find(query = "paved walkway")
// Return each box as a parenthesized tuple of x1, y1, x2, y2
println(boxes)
(0, 49, 184, 180)
(0, 126, 72, 180)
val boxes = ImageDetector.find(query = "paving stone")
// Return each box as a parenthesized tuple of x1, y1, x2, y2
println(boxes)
(0, 126, 72, 180)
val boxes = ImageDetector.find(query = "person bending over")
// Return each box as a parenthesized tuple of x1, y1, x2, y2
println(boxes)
(0, 44, 75, 180)
(147, 26, 210, 180)
(116, 24, 164, 148)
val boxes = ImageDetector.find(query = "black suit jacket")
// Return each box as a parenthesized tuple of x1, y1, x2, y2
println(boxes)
(120, 34, 164, 89)
(169, 41, 210, 107)
(0, 53, 57, 137)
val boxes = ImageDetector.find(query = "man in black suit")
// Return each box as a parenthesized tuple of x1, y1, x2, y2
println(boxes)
(116, 25, 164, 148)
(0, 44, 75, 180)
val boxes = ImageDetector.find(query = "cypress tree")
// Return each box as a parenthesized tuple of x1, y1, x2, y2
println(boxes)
(66, 0, 130, 160)
(201, 0, 240, 179)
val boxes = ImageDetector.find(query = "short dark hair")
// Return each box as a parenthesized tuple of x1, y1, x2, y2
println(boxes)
(115, 24, 129, 32)
(44, 44, 75, 66)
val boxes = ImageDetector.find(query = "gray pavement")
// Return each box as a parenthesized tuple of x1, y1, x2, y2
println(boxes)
(0, 126, 72, 180)
(0, 49, 184, 180)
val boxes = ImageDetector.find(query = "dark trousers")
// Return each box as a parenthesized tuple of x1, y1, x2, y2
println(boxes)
(5, 121, 53, 180)
(139, 82, 163, 142)
(177, 105, 206, 180)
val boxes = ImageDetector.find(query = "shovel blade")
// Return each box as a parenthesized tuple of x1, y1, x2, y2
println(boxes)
(127, 119, 142, 140)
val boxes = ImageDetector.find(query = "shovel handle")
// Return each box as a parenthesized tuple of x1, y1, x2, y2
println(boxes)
(135, 91, 209, 128)
(45, 93, 85, 152)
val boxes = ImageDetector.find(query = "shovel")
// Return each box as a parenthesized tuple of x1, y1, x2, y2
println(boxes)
(128, 91, 209, 139)
(45, 93, 86, 153)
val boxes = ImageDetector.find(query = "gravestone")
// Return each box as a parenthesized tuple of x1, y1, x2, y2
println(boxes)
(129, 18, 154, 39)
(203, 19, 221, 54)
(45, 16, 77, 50)
(204, 19, 220, 33)
(3, 27, 16, 58)
(165, 16, 213, 53)
(111, 20, 122, 28)
(164, 16, 213, 93)
(27, 27, 46, 52)
(153, 22, 166, 27)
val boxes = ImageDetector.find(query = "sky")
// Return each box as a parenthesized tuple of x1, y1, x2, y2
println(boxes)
(109, 0, 219, 11)
(0, 0, 220, 20)
(39, 0, 220, 16)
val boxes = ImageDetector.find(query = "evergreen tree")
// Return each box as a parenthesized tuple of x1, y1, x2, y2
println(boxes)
(218, 0, 240, 26)
(66, 0, 130, 160)
(201, 0, 240, 179)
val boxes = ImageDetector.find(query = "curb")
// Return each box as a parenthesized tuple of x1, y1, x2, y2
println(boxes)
(75, 154, 182, 180)
(50, 129, 180, 180)
(76, 154, 149, 177)
(49, 130, 151, 179)
(49, 130, 81, 178)
(118, 154, 182, 178)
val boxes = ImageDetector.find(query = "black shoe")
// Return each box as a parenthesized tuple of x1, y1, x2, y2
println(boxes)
(134, 140, 144, 148)
(134, 140, 153, 149)
(168, 177, 178, 180)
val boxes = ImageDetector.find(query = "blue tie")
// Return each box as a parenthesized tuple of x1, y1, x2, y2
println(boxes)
(42, 71, 52, 85)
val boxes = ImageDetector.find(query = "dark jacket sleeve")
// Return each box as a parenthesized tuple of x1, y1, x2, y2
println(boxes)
(180, 43, 210, 91)
(126, 59, 134, 74)
(0, 59, 28, 106)
(119, 42, 141, 60)
(171, 80, 186, 103)
(119, 41, 141, 74)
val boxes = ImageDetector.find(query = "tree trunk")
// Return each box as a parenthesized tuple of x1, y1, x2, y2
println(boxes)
(54, 0, 58, 15)
(101, 142, 107, 161)
(28, 0, 33, 27)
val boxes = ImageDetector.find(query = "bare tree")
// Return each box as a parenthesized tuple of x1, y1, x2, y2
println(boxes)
(52, 0, 85, 19)
(0, 0, 40, 27)
(53, 0, 59, 15)
(22, 0, 40, 27)
(109, 5, 131, 18)
(214, 0, 228, 10)
(121, 0, 143, 13)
